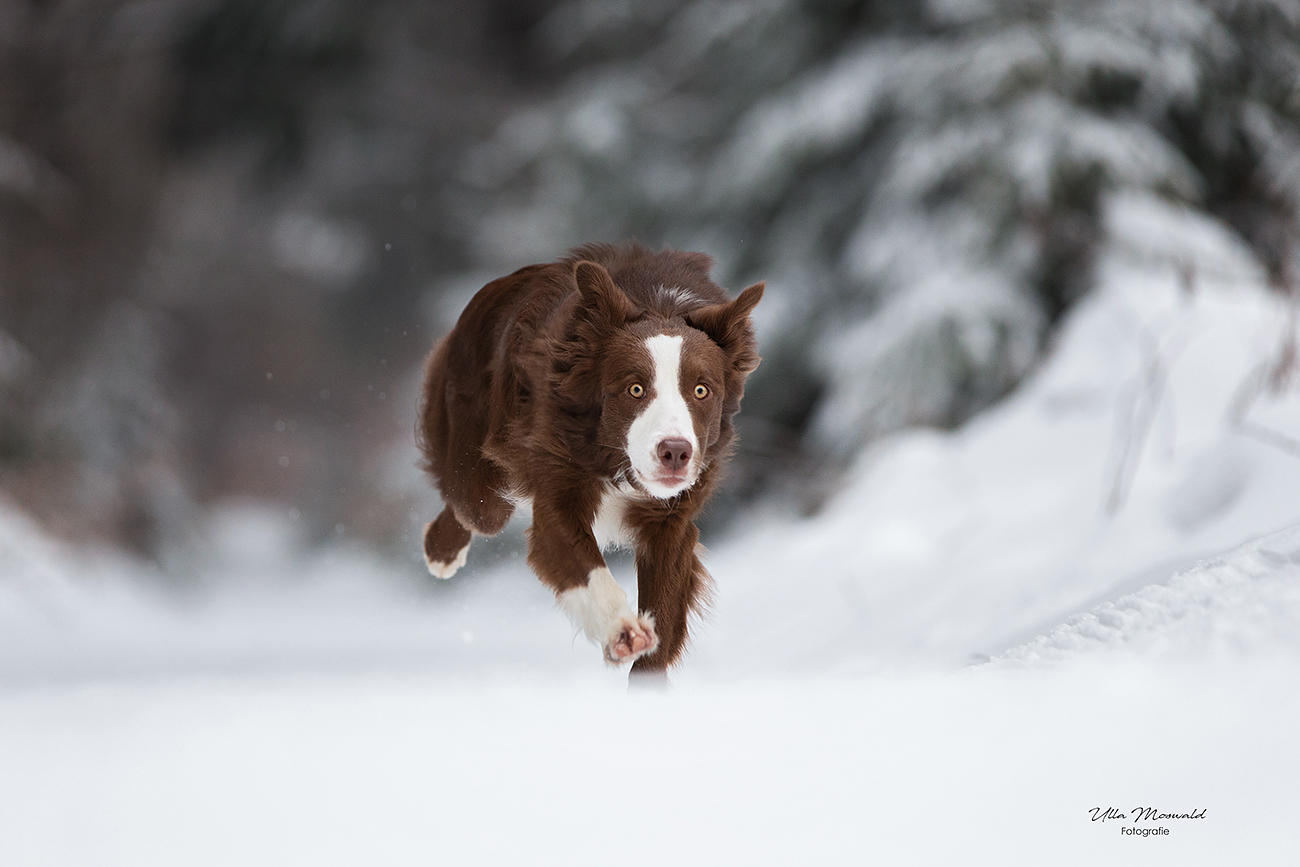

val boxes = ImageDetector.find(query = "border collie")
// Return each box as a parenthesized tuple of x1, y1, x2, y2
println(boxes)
(417, 242, 763, 677)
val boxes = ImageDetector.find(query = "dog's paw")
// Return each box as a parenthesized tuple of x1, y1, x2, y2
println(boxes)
(603, 614, 658, 665)
(424, 537, 470, 579)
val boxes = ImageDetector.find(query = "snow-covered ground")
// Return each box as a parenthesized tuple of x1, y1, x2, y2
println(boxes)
(1, 657, 1296, 865)
(2, 193, 1299, 862)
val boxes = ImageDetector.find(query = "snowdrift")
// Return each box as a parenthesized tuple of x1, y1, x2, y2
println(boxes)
(689, 191, 1300, 679)
(996, 523, 1300, 667)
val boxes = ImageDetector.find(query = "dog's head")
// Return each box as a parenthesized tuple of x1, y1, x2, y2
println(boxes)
(570, 260, 763, 499)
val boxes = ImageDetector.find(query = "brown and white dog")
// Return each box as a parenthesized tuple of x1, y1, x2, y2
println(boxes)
(417, 242, 763, 677)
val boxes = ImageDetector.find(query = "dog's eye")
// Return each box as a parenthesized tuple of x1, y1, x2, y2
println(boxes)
(629, 383, 645, 398)
(694, 384, 709, 399)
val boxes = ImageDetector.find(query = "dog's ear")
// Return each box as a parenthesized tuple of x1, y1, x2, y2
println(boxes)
(686, 282, 764, 374)
(574, 260, 635, 327)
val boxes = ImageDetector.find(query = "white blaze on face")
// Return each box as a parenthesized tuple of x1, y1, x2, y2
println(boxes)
(627, 333, 698, 499)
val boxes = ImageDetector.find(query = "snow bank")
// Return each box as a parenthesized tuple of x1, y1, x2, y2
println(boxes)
(688, 191, 1300, 679)
(995, 523, 1300, 666)
(0, 498, 624, 689)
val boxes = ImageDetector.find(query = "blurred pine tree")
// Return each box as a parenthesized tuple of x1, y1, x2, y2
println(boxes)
(455, 0, 1300, 512)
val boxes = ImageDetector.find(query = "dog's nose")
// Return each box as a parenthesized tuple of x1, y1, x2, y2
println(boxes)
(657, 438, 693, 473)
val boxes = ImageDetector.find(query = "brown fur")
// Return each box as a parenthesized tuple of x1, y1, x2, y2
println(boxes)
(417, 242, 763, 675)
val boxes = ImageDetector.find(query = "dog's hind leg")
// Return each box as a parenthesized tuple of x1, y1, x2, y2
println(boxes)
(418, 336, 515, 578)
(423, 464, 515, 580)
(422, 478, 514, 580)
(423, 507, 473, 579)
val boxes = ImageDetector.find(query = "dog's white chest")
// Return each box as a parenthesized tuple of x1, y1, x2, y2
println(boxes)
(591, 484, 639, 550)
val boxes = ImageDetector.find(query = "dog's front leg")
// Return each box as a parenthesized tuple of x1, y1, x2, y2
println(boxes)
(527, 500, 658, 665)
(629, 518, 711, 676)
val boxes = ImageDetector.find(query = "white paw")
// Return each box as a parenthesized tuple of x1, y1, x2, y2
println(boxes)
(602, 613, 659, 666)
(558, 567, 658, 666)
(424, 540, 470, 579)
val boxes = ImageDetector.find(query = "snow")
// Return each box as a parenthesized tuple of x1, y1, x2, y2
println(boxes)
(4, 190, 1300, 861)
(996, 523, 1300, 666)
(2, 483, 1299, 864)
(2, 664, 1297, 865)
